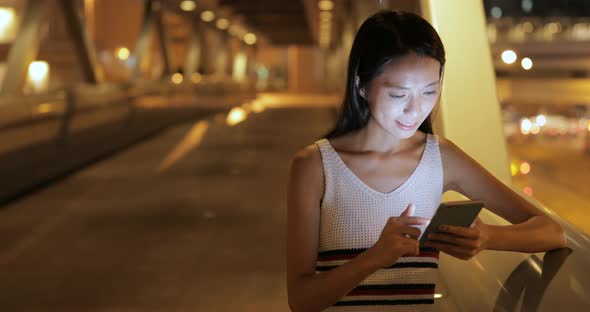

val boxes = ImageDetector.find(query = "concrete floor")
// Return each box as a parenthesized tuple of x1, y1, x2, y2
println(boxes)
(0, 104, 334, 311)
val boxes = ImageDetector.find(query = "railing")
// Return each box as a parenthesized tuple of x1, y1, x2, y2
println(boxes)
(434, 189, 590, 311)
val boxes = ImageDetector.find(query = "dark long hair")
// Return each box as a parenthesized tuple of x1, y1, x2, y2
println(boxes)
(326, 10, 446, 139)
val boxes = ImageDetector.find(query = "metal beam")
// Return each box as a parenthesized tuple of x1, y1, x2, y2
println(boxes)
(58, 0, 103, 84)
(154, 8, 174, 75)
(184, 20, 203, 77)
(0, 0, 50, 95)
(133, 0, 156, 79)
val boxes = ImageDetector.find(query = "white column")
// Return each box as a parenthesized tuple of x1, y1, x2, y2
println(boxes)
(420, 0, 511, 184)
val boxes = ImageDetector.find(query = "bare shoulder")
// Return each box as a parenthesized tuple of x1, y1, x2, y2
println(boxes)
(291, 143, 323, 174)
(289, 143, 324, 196)
(287, 144, 324, 213)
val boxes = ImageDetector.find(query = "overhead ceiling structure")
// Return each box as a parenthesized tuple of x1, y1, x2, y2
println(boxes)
(217, 0, 313, 45)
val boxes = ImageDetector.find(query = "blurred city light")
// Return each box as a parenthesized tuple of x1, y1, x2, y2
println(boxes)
(201, 11, 215, 22)
(116, 47, 130, 60)
(510, 162, 519, 177)
(318, 0, 334, 11)
(0, 7, 16, 42)
(27, 61, 49, 92)
(521, 0, 533, 13)
(216, 18, 229, 30)
(36, 103, 54, 114)
(523, 186, 534, 196)
(171, 73, 183, 84)
(180, 0, 196, 11)
(521, 57, 533, 70)
(520, 118, 533, 134)
(536, 114, 547, 127)
(226, 107, 247, 126)
(491, 6, 502, 18)
(232, 52, 247, 81)
(501, 50, 517, 64)
(244, 33, 257, 45)
(520, 162, 531, 175)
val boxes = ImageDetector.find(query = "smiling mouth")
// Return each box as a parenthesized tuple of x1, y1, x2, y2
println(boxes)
(396, 121, 418, 130)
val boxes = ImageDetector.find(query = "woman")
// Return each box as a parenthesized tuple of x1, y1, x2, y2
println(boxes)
(286, 10, 566, 312)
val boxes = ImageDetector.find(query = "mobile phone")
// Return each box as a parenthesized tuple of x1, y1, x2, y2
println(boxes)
(419, 200, 485, 246)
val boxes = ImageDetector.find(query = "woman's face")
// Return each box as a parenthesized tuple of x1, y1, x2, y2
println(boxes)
(362, 53, 441, 139)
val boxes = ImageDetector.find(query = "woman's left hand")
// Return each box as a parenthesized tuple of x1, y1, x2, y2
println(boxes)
(423, 218, 489, 260)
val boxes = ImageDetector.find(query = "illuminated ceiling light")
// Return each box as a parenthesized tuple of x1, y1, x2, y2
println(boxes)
(318, 0, 334, 11)
(244, 33, 257, 45)
(201, 10, 215, 22)
(171, 73, 183, 84)
(115, 47, 130, 60)
(216, 18, 229, 30)
(491, 6, 502, 18)
(501, 50, 517, 64)
(521, 0, 533, 13)
(434, 294, 444, 299)
(0, 7, 16, 42)
(28, 61, 49, 81)
(521, 57, 533, 70)
(319, 11, 332, 20)
(180, 0, 196, 11)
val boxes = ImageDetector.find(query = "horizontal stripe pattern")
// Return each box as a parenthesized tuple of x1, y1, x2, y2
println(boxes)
(334, 299, 434, 306)
(317, 247, 439, 262)
(348, 284, 435, 297)
(316, 248, 438, 309)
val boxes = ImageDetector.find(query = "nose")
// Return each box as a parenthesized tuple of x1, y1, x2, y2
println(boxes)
(403, 97, 421, 118)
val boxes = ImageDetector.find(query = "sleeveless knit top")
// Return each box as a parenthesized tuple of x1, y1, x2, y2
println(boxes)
(315, 134, 443, 311)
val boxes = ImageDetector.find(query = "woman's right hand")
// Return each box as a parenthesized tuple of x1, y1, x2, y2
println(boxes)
(367, 203, 430, 269)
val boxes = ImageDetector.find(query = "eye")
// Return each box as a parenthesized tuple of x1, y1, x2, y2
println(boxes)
(389, 94, 406, 99)
(423, 91, 437, 96)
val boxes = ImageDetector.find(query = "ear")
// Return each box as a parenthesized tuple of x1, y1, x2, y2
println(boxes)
(355, 76, 366, 99)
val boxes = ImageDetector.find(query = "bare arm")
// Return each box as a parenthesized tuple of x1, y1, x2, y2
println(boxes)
(432, 137, 566, 254)
(286, 145, 423, 312)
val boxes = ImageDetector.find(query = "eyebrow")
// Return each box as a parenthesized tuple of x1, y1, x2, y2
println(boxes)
(385, 81, 440, 89)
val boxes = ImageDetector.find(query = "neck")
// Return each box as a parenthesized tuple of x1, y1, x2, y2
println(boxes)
(350, 120, 412, 154)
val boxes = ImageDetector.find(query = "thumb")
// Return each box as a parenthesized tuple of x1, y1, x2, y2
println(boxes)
(401, 203, 415, 217)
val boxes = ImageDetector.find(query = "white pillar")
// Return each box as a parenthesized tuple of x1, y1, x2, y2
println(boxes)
(420, 0, 511, 184)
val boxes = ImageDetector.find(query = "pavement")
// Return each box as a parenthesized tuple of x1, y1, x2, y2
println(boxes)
(0, 96, 336, 311)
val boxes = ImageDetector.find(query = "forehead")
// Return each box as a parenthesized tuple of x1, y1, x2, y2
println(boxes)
(376, 53, 441, 86)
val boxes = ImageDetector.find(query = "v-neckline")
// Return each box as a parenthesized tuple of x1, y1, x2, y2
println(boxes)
(324, 135, 430, 196)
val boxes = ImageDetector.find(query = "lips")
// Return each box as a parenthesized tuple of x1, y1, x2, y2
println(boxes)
(396, 121, 418, 130)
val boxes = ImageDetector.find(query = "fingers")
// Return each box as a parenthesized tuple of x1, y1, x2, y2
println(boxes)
(397, 225, 421, 240)
(424, 241, 475, 260)
(400, 203, 415, 217)
(438, 224, 480, 239)
(427, 232, 481, 250)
